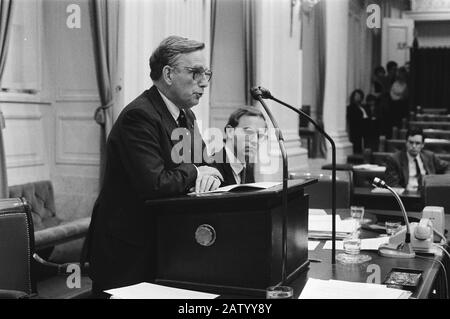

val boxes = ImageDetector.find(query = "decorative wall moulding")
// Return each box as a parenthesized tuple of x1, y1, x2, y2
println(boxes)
(411, 0, 450, 12)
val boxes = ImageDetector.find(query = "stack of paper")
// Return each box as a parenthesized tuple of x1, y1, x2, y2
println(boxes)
(299, 278, 411, 299)
(308, 215, 358, 239)
(105, 282, 219, 299)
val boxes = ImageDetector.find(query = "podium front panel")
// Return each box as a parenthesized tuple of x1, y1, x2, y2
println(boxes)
(153, 189, 310, 296)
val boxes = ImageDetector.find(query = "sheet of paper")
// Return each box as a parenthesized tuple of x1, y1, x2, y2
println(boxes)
(308, 241, 320, 251)
(308, 208, 327, 215)
(207, 182, 281, 193)
(105, 282, 219, 299)
(299, 278, 411, 299)
(309, 215, 356, 233)
(322, 236, 389, 250)
(322, 241, 343, 250)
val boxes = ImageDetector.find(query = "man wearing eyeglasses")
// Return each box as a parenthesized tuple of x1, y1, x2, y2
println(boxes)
(385, 128, 448, 191)
(85, 36, 223, 296)
(211, 107, 268, 186)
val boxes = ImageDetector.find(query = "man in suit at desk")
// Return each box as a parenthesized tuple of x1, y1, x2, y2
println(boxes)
(212, 107, 267, 186)
(84, 36, 224, 296)
(385, 128, 448, 191)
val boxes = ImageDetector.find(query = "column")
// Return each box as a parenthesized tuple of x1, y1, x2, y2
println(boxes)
(255, 0, 309, 181)
(323, 0, 353, 164)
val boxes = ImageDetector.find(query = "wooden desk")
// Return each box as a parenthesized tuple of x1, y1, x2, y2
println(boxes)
(352, 187, 424, 212)
(290, 209, 449, 299)
(218, 209, 448, 299)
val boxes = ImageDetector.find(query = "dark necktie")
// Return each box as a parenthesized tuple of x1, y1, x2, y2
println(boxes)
(240, 163, 255, 184)
(177, 109, 188, 129)
(414, 157, 423, 188)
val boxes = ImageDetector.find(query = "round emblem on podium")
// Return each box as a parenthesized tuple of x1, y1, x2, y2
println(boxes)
(195, 224, 216, 246)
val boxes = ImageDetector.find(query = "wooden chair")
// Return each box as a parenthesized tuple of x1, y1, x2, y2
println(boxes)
(289, 170, 353, 209)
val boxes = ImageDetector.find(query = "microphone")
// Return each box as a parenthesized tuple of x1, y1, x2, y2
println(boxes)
(371, 177, 415, 258)
(250, 86, 272, 99)
(251, 86, 338, 265)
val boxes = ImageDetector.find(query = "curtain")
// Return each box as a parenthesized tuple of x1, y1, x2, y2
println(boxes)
(0, 0, 13, 198)
(243, 0, 256, 106)
(411, 47, 450, 112)
(89, 0, 119, 187)
(347, 1, 373, 98)
(312, 0, 326, 158)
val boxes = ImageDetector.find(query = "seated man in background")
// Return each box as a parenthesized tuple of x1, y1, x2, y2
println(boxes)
(385, 128, 448, 191)
(212, 107, 267, 186)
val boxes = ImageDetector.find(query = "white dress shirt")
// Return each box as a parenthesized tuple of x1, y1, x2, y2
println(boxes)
(157, 88, 180, 122)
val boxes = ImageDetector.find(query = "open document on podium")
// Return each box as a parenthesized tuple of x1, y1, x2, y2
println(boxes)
(299, 279, 412, 299)
(104, 283, 219, 299)
(188, 182, 281, 195)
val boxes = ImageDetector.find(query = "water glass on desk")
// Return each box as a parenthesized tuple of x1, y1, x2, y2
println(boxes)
(350, 206, 365, 232)
(385, 221, 401, 236)
(343, 236, 362, 255)
(266, 286, 294, 299)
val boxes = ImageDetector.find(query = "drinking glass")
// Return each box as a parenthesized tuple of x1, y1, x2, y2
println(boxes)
(266, 286, 294, 299)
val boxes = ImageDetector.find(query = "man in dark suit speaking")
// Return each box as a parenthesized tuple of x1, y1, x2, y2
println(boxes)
(84, 36, 223, 296)
(385, 128, 448, 191)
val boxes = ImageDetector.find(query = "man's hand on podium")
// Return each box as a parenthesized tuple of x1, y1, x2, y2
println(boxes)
(193, 166, 223, 193)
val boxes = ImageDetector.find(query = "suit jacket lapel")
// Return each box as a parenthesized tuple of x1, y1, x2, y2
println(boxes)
(223, 153, 238, 184)
(145, 86, 179, 146)
(420, 152, 431, 174)
(214, 148, 238, 185)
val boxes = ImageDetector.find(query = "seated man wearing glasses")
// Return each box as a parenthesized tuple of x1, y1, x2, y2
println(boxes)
(212, 107, 268, 186)
(84, 36, 223, 296)
(385, 128, 448, 191)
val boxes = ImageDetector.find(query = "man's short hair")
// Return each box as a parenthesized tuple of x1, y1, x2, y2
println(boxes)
(386, 61, 398, 72)
(225, 107, 266, 130)
(406, 128, 425, 141)
(374, 66, 385, 75)
(149, 36, 205, 81)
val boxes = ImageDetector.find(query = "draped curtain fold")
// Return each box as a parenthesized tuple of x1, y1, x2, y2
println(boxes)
(411, 47, 450, 112)
(347, 2, 373, 98)
(243, 0, 256, 106)
(312, 0, 326, 158)
(89, 0, 119, 186)
(0, 0, 14, 198)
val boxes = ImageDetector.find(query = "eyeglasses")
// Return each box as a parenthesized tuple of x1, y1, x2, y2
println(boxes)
(407, 140, 423, 146)
(235, 128, 268, 140)
(183, 67, 212, 82)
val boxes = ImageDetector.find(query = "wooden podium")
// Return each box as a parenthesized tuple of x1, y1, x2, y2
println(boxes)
(145, 179, 316, 296)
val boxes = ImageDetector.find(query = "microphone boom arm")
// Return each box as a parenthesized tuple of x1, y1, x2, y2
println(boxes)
(267, 95, 337, 265)
(253, 96, 290, 284)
